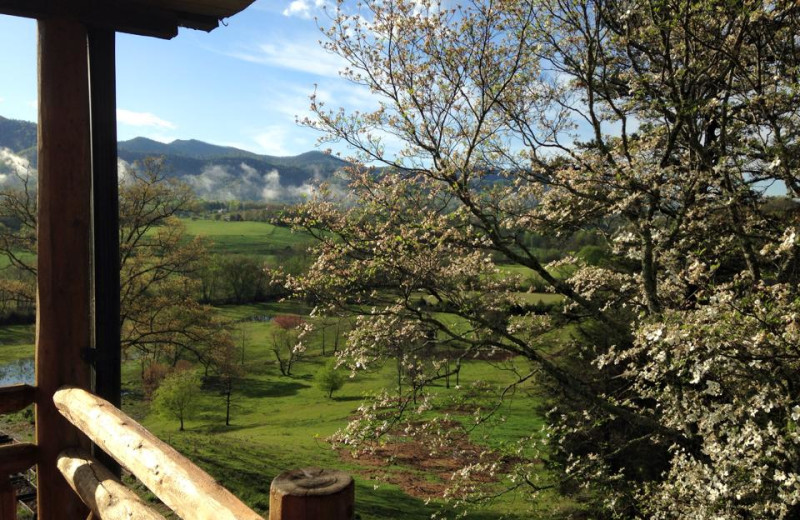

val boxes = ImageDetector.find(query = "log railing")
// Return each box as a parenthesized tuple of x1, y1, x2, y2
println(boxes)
(53, 386, 263, 520)
(0, 383, 355, 519)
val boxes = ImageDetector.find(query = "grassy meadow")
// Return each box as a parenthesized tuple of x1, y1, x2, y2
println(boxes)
(0, 218, 579, 519)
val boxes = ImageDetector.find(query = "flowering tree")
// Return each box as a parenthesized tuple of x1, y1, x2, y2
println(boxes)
(289, 0, 800, 516)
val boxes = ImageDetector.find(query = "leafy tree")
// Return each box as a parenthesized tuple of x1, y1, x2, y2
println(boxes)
(152, 368, 201, 431)
(0, 158, 231, 371)
(271, 315, 306, 376)
(208, 333, 243, 426)
(315, 359, 345, 398)
(218, 254, 268, 303)
(289, 0, 800, 516)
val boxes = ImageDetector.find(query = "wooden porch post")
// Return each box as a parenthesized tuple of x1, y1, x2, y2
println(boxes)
(88, 26, 122, 477)
(36, 19, 92, 520)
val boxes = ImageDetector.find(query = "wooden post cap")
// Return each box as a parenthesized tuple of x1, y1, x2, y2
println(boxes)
(270, 468, 354, 520)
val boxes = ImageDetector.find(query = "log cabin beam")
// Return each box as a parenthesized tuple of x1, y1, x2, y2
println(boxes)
(88, 25, 122, 478)
(0, 0, 228, 39)
(57, 448, 166, 520)
(0, 473, 15, 520)
(36, 18, 92, 520)
(0, 385, 35, 415)
(0, 444, 38, 475)
(54, 387, 263, 520)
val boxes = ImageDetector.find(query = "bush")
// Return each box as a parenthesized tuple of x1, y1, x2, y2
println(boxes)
(315, 360, 345, 398)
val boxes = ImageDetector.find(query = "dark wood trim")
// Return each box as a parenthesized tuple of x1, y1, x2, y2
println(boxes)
(0, 471, 16, 520)
(0, 443, 38, 475)
(36, 18, 92, 520)
(88, 25, 122, 478)
(0, 0, 229, 39)
(0, 385, 35, 415)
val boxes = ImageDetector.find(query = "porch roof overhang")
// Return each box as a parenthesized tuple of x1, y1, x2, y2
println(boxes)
(0, 0, 256, 38)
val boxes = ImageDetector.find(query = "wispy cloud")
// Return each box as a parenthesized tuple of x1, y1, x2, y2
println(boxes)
(183, 162, 321, 202)
(228, 40, 345, 78)
(282, 0, 326, 18)
(117, 109, 177, 130)
(254, 127, 291, 156)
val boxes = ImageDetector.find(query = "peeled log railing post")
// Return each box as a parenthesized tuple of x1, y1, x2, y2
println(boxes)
(270, 468, 354, 520)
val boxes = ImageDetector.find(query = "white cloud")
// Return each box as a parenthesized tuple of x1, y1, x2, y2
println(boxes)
(282, 0, 326, 18)
(117, 109, 176, 130)
(283, 0, 312, 18)
(229, 40, 345, 78)
(0, 148, 33, 177)
(261, 169, 282, 200)
(0, 97, 4, 103)
(254, 127, 291, 156)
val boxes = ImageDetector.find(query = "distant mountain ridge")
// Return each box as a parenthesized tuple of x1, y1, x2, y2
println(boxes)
(0, 116, 37, 159)
(0, 116, 349, 202)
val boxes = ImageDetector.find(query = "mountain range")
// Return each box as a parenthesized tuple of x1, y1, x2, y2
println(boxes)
(0, 115, 349, 202)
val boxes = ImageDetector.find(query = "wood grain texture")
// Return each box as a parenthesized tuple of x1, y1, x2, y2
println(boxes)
(0, 473, 16, 520)
(36, 18, 93, 520)
(54, 387, 263, 520)
(57, 448, 166, 520)
(269, 468, 354, 520)
(0, 444, 37, 476)
(0, 385, 35, 415)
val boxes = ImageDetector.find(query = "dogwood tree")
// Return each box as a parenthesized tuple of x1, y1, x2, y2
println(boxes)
(290, 0, 800, 516)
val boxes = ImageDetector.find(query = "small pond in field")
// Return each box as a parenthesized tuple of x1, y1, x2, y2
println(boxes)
(0, 357, 34, 386)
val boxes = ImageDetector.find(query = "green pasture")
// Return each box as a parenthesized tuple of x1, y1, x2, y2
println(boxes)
(0, 324, 33, 363)
(182, 219, 313, 257)
(0, 218, 581, 518)
(0, 299, 575, 519)
(132, 302, 567, 518)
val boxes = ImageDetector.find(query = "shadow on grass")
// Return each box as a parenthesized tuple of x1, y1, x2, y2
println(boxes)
(332, 396, 363, 403)
(0, 325, 34, 345)
(357, 482, 533, 520)
(236, 377, 310, 398)
(197, 422, 254, 434)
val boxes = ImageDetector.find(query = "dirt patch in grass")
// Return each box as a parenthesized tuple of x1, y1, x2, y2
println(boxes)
(338, 419, 520, 500)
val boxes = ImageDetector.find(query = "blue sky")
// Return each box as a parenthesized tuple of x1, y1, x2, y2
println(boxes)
(0, 0, 368, 157)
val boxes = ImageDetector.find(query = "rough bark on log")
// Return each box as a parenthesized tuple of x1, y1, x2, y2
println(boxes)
(269, 467, 354, 520)
(53, 387, 262, 520)
(57, 448, 165, 520)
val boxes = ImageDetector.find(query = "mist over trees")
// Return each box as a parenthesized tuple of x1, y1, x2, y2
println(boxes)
(0, 158, 235, 373)
(288, 0, 800, 516)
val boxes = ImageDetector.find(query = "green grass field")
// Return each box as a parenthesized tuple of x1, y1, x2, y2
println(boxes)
(182, 219, 313, 257)
(0, 303, 575, 519)
(0, 218, 578, 518)
(128, 303, 563, 519)
(0, 324, 33, 363)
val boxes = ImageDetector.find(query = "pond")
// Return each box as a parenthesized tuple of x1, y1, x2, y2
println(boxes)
(0, 357, 34, 386)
